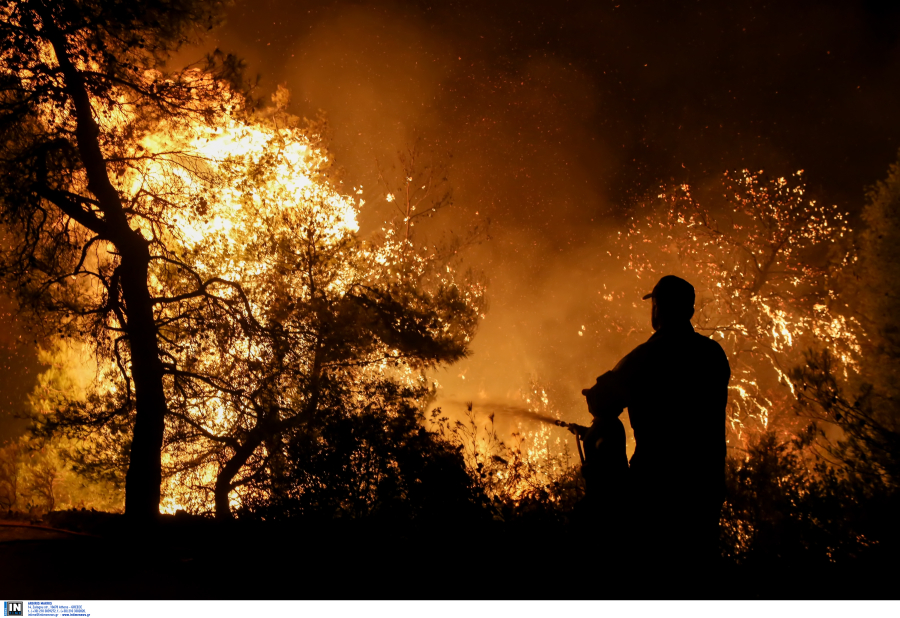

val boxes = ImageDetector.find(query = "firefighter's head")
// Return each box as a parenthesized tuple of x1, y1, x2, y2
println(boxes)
(643, 275, 695, 331)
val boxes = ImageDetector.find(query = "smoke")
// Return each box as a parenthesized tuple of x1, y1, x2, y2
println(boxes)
(225, 2, 635, 426)
(0, 289, 38, 442)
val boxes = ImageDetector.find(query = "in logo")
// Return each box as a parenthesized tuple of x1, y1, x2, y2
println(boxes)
(4, 602, 23, 617)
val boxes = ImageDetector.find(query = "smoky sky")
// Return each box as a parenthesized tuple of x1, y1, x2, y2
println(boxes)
(2, 0, 899, 439)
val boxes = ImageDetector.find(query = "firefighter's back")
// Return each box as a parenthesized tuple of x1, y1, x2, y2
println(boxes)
(622, 326, 730, 566)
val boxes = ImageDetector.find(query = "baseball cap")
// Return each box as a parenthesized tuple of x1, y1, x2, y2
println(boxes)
(642, 275, 695, 309)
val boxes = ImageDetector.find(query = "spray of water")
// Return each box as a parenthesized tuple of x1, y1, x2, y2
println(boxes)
(457, 401, 587, 431)
(473, 402, 559, 425)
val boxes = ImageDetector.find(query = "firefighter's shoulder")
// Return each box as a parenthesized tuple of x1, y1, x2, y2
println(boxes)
(612, 339, 655, 372)
(691, 331, 729, 359)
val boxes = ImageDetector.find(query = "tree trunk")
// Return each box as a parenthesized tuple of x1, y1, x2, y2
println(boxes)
(214, 344, 325, 521)
(45, 24, 169, 523)
(120, 244, 168, 522)
(214, 434, 263, 520)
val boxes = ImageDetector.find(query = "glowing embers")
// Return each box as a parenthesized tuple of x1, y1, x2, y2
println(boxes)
(604, 169, 860, 444)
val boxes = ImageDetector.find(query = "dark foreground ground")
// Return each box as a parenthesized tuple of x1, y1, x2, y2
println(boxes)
(0, 511, 895, 599)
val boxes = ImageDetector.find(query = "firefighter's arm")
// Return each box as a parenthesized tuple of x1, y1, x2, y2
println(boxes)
(581, 370, 627, 422)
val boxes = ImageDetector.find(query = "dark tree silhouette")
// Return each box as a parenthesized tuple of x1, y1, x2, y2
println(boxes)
(786, 151, 900, 492)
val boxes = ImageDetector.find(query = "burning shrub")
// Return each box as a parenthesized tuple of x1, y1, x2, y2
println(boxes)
(428, 400, 585, 521)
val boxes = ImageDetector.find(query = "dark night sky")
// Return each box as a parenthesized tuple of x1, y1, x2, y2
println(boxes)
(2, 0, 899, 439)
(205, 0, 900, 205)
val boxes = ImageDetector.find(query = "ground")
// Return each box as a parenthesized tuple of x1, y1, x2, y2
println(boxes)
(0, 510, 894, 599)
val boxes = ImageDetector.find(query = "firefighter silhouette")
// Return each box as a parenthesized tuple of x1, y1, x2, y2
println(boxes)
(580, 275, 731, 565)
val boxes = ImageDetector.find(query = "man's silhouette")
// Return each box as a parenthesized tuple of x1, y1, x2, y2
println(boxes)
(582, 275, 730, 565)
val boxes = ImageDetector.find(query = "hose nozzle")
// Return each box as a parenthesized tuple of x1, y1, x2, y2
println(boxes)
(555, 419, 588, 437)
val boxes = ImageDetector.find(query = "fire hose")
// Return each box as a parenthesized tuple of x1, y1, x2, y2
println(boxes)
(476, 402, 592, 466)
(553, 420, 589, 465)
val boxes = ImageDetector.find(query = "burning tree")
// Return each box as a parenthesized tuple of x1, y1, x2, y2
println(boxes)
(5, 48, 484, 519)
(136, 117, 482, 518)
(598, 170, 860, 445)
(0, 0, 241, 520)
